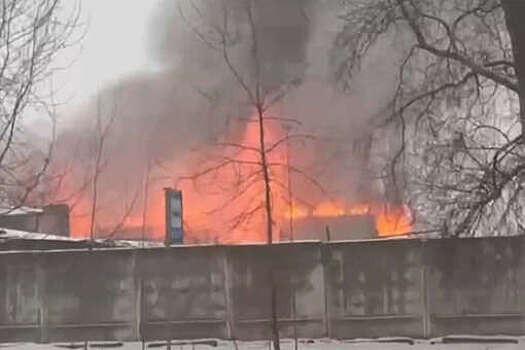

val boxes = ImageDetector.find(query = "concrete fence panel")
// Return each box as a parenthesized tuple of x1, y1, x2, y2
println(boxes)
(138, 246, 228, 340)
(41, 249, 137, 342)
(0, 252, 40, 342)
(228, 242, 324, 340)
(424, 237, 525, 336)
(1, 237, 525, 343)
(325, 239, 425, 339)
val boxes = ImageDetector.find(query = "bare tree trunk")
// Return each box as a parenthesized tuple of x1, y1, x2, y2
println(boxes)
(141, 156, 152, 248)
(502, 0, 525, 140)
(88, 96, 115, 243)
(256, 104, 273, 245)
(89, 98, 104, 243)
(255, 103, 280, 350)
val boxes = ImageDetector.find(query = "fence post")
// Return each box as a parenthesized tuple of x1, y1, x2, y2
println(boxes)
(36, 254, 49, 343)
(421, 241, 431, 338)
(223, 247, 235, 339)
(134, 250, 144, 341)
(321, 243, 331, 338)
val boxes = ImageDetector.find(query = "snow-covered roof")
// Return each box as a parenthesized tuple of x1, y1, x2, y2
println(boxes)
(100, 239, 163, 248)
(0, 227, 78, 241)
(0, 227, 163, 248)
(0, 206, 43, 216)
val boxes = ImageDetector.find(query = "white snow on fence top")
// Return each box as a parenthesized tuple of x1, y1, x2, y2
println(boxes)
(0, 227, 164, 248)
(0, 227, 78, 241)
(0, 206, 43, 216)
(0, 336, 523, 349)
(109, 239, 163, 248)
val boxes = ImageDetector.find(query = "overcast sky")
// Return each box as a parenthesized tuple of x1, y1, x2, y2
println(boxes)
(53, 0, 164, 117)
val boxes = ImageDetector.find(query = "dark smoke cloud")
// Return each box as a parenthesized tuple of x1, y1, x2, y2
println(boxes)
(48, 0, 399, 236)
(151, 0, 315, 91)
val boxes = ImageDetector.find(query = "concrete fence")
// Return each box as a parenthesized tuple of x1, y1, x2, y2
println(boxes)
(1, 236, 525, 343)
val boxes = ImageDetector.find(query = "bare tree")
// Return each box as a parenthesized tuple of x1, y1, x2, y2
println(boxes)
(86, 95, 142, 242)
(178, 1, 325, 348)
(88, 97, 111, 241)
(0, 0, 80, 211)
(333, 0, 525, 237)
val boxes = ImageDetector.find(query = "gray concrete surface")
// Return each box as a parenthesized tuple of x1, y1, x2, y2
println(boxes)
(0, 236, 524, 343)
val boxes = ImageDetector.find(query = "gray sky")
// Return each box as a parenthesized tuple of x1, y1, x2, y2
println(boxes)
(53, 0, 164, 117)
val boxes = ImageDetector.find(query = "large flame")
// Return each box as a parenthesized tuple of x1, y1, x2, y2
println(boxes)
(54, 115, 412, 242)
(375, 206, 413, 237)
(285, 201, 412, 237)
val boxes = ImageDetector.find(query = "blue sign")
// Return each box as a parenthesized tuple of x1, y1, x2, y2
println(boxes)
(165, 189, 183, 245)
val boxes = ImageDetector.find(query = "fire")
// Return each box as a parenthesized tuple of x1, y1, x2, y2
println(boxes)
(313, 201, 348, 217)
(51, 112, 413, 242)
(286, 202, 372, 219)
(285, 204, 309, 220)
(173, 118, 288, 243)
(284, 201, 412, 238)
(375, 205, 413, 237)
(347, 204, 371, 216)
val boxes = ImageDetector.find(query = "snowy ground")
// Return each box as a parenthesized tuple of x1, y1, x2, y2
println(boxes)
(1, 337, 524, 350)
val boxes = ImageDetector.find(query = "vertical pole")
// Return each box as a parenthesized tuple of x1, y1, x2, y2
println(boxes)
(285, 125, 298, 346)
(270, 267, 279, 350)
(289, 259, 297, 347)
(321, 244, 330, 338)
(286, 126, 294, 242)
(223, 248, 235, 339)
(36, 255, 48, 343)
(141, 156, 152, 248)
(292, 275, 298, 350)
(164, 188, 171, 247)
(35, 213, 40, 233)
(135, 251, 144, 341)
(421, 266, 430, 338)
(140, 279, 145, 343)
(421, 241, 431, 338)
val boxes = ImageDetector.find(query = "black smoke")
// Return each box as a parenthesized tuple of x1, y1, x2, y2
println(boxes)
(46, 0, 398, 237)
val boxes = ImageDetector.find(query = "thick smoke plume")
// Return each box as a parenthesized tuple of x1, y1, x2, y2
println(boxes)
(43, 0, 398, 241)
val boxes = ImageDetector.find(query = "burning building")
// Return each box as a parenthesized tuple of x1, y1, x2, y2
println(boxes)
(43, 116, 413, 245)
(282, 201, 412, 241)
(40, 0, 414, 244)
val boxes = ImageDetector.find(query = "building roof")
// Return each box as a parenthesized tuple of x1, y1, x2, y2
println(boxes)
(0, 206, 43, 216)
(0, 227, 163, 250)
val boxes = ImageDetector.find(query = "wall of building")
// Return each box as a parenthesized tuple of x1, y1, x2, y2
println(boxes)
(0, 239, 106, 251)
(0, 213, 39, 233)
(292, 215, 376, 241)
(0, 205, 70, 237)
(38, 205, 70, 237)
(0, 236, 524, 343)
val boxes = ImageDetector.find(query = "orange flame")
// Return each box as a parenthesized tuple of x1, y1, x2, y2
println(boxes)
(313, 201, 348, 217)
(56, 114, 412, 242)
(283, 201, 412, 238)
(284, 204, 309, 220)
(375, 206, 413, 237)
